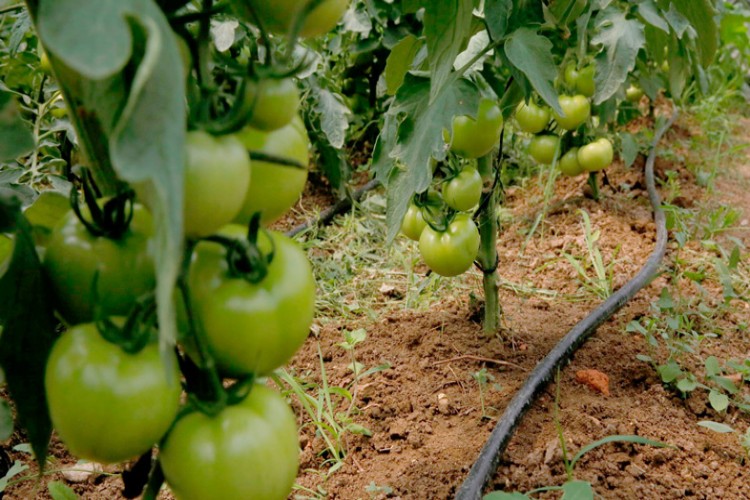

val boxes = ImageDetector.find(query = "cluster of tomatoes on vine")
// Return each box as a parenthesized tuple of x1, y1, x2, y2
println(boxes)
(39, 1, 351, 499)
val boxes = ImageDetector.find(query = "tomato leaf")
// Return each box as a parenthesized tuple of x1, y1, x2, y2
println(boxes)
(37, 0, 186, 354)
(0, 189, 56, 470)
(374, 75, 478, 243)
(0, 92, 34, 161)
(636, 0, 669, 33)
(671, 0, 718, 67)
(591, 6, 645, 105)
(384, 34, 422, 95)
(504, 28, 562, 115)
(423, 0, 474, 103)
(484, 0, 512, 40)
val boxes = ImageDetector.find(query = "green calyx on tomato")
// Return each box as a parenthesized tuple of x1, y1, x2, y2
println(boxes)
(160, 383, 299, 500)
(515, 100, 550, 134)
(442, 166, 483, 212)
(234, 115, 309, 226)
(235, 0, 350, 38)
(552, 95, 590, 131)
(45, 322, 181, 464)
(43, 204, 155, 325)
(401, 203, 427, 241)
(577, 138, 614, 172)
(419, 214, 480, 277)
(449, 98, 503, 159)
(559, 147, 584, 177)
(528, 134, 560, 165)
(184, 130, 251, 238)
(244, 77, 300, 132)
(187, 225, 315, 377)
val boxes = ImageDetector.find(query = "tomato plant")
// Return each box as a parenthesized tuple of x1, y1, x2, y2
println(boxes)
(552, 95, 591, 131)
(160, 383, 299, 500)
(43, 205, 155, 325)
(236, 0, 350, 38)
(626, 85, 644, 102)
(442, 166, 483, 212)
(515, 101, 550, 134)
(401, 203, 427, 241)
(528, 134, 560, 165)
(45, 322, 181, 464)
(244, 77, 300, 132)
(187, 226, 315, 376)
(578, 138, 614, 172)
(234, 116, 309, 225)
(449, 98, 503, 159)
(419, 215, 480, 277)
(184, 131, 251, 238)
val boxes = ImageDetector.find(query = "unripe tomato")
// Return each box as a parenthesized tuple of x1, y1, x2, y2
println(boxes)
(187, 226, 315, 377)
(43, 206, 155, 325)
(244, 78, 300, 131)
(45, 323, 181, 464)
(552, 95, 590, 131)
(237, 0, 350, 38)
(563, 64, 579, 88)
(401, 203, 427, 241)
(515, 101, 550, 134)
(234, 116, 309, 225)
(559, 147, 584, 177)
(160, 384, 299, 500)
(184, 131, 251, 238)
(577, 138, 614, 172)
(625, 85, 644, 102)
(449, 98, 503, 159)
(528, 134, 560, 165)
(442, 166, 483, 212)
(575, 65, 596, 97)
(419, 215, 480, 277)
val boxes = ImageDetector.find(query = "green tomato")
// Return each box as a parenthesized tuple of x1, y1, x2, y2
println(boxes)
(577, 138, 614, 172)
(160, 384, 299, 500)
(45, 323, 181, 464)
(449, 98, 503, 159)
(187, 226, 315, 376)
(43, 206, 155, 325)
(419, 215, 480, 277)
(528, 134, 560, 165)
(401, 203, 427, 241)
(559, 147, 584, 177)
(515, 101, 550, 134)
(236, 0, 350, 38)
(563, 64, 579, 88)
(184, 131, 251, 238)
(552, 95, 590, 131)
(626, 84, 644, 102)
(575, 65, 596, 97)
(442, 166, 483, 212)
(234, 116, 309, 225)
(245, 78, 300, 132)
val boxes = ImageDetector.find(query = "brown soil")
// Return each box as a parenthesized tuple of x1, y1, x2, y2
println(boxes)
(3, 114, 749, 499)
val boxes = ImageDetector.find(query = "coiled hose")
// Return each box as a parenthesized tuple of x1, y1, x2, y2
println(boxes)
(455, 112, 678, 500)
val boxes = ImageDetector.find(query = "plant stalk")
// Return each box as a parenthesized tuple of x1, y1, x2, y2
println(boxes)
(476, 154, 500, 335)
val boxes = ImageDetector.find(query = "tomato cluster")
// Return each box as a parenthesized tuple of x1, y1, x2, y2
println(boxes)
(36, 1, 355, 498)
(514, 61, 617, 182)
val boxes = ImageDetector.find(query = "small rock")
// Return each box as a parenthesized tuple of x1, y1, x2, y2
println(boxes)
(62, 462, 103, 483)
(575, 369, 611, 396)
(437, 393, 451, 415)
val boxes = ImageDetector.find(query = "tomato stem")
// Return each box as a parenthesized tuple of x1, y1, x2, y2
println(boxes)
(476, 152, 501, 335)
(587, 171, 600, 201)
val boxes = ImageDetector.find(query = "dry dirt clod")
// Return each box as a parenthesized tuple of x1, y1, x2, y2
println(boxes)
(62, 461, 104, 483)
(575, 369, 611, 396)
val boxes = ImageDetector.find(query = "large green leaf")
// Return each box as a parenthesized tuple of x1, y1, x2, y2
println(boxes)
(384, 34, 422, 95)
(0, 189, 56, 469)
(0, 92, 34, 161)
(374, 75, 479, 243)
(423, 0, 474, 103)
(636, 0, 669, 33)
(484, 0, 512, 40)
(672, 0, 718, 67)
(591, 7, 645, 105)
(37, 0, 186, 352)
(504, 28, 561, 114)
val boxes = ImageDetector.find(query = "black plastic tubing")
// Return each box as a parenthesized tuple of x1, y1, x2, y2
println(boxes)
(455, 112, 679, 500)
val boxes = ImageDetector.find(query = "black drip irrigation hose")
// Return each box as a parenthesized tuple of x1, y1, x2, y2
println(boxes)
(455, 112, 679, 500)
(285, 179, 381, 238)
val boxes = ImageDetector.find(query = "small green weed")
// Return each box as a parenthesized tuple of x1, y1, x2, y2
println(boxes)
(563, 209, 620, 299)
